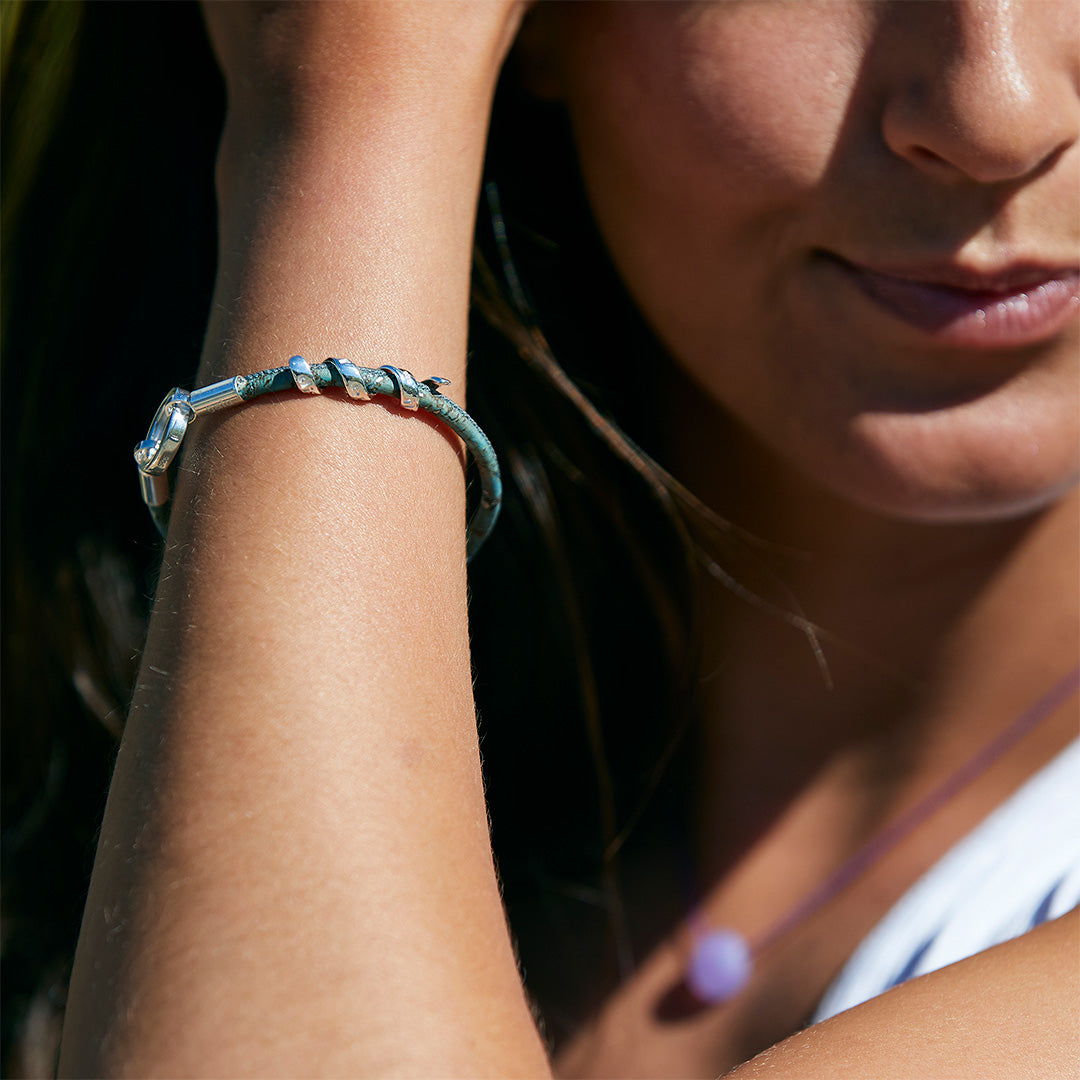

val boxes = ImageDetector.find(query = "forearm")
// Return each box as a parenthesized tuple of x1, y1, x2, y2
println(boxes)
(60, 11, 548, 1077)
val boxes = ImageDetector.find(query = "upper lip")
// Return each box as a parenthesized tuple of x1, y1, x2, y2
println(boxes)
(823, 253, 1080, 295)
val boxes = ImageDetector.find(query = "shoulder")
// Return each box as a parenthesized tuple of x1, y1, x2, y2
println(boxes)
(817, 737, 1080, 1021)
(724, 908, 1079, 1080)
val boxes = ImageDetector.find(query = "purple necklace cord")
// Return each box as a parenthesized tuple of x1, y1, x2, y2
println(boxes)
(686, 663, 1080, 1004)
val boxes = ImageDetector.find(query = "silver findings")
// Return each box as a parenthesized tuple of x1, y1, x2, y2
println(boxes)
(134, 389, 193, 474)
(327, 357, 371, 401)
(289, 355, 320, 394)
(380, 365, 421, 411)
(139, 470, 170, 507)
(134, 380, 244, 482)
(189, 377, 245, 415)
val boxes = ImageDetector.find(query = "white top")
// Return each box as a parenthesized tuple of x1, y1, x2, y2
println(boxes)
(813, 738, 1080, 1022)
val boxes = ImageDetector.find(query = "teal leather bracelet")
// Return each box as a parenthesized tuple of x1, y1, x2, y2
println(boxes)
(135, 356, 502, 560)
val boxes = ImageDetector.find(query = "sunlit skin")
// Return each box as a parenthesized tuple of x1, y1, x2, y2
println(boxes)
(534, 0, 1079, 522)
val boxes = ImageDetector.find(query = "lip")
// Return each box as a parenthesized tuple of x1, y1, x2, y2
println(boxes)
(820, 253, 1080, 348)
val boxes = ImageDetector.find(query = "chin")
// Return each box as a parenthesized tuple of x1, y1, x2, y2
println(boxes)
(838, 473, 1079, 526)
(818, 410, 1080, 525)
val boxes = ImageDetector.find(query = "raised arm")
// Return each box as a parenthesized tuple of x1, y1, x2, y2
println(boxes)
(58, 4, 549, 1076)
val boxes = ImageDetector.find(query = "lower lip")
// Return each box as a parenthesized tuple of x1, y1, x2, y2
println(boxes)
(823, 256, 1080, 348)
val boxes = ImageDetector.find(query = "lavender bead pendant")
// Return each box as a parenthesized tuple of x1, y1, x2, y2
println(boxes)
(687, 928, 753, 1003)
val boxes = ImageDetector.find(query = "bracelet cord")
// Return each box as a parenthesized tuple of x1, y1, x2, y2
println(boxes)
(135, 358, 502, 560)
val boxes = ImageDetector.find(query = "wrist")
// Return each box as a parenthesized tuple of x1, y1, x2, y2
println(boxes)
(204, 76, 494, 389)
(203, 125, 480, 387)
(211, 2, 515, 144)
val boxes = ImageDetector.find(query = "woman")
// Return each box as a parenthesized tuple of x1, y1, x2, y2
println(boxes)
(54, 1, 1078, 1076)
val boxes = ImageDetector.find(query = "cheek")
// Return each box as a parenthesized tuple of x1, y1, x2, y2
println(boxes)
(559, 5, 865, 245)
(556, 3, 869, 395)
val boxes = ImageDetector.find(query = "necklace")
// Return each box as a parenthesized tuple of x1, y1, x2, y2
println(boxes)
(685, 664, 1080, 1004)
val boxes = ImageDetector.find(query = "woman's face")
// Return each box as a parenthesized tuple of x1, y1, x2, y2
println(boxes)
(529, 0, 1080, 522)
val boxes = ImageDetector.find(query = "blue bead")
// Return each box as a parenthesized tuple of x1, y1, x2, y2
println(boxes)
(687, 929, 753, 1003)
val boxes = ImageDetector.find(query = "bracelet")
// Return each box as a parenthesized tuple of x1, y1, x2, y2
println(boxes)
(134, 356, 502, 560)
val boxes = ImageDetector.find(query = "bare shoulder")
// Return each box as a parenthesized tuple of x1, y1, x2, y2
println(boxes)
(723, 909, 1079, 1080)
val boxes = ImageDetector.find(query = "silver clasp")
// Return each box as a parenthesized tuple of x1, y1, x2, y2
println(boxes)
(134, 388, 193, 475)
(133, 376, 246, 479)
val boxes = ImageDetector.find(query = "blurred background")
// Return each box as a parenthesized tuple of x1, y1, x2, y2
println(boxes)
(2, 4, 222, 1074)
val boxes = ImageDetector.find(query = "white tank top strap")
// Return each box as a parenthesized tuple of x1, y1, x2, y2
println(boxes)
(813, 737, 1080, 1022)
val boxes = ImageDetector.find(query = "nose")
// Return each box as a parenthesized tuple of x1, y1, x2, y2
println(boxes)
(879, 0, 1080, 185)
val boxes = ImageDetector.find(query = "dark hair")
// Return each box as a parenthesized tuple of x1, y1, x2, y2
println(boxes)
(3, 3, 221, 1073)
